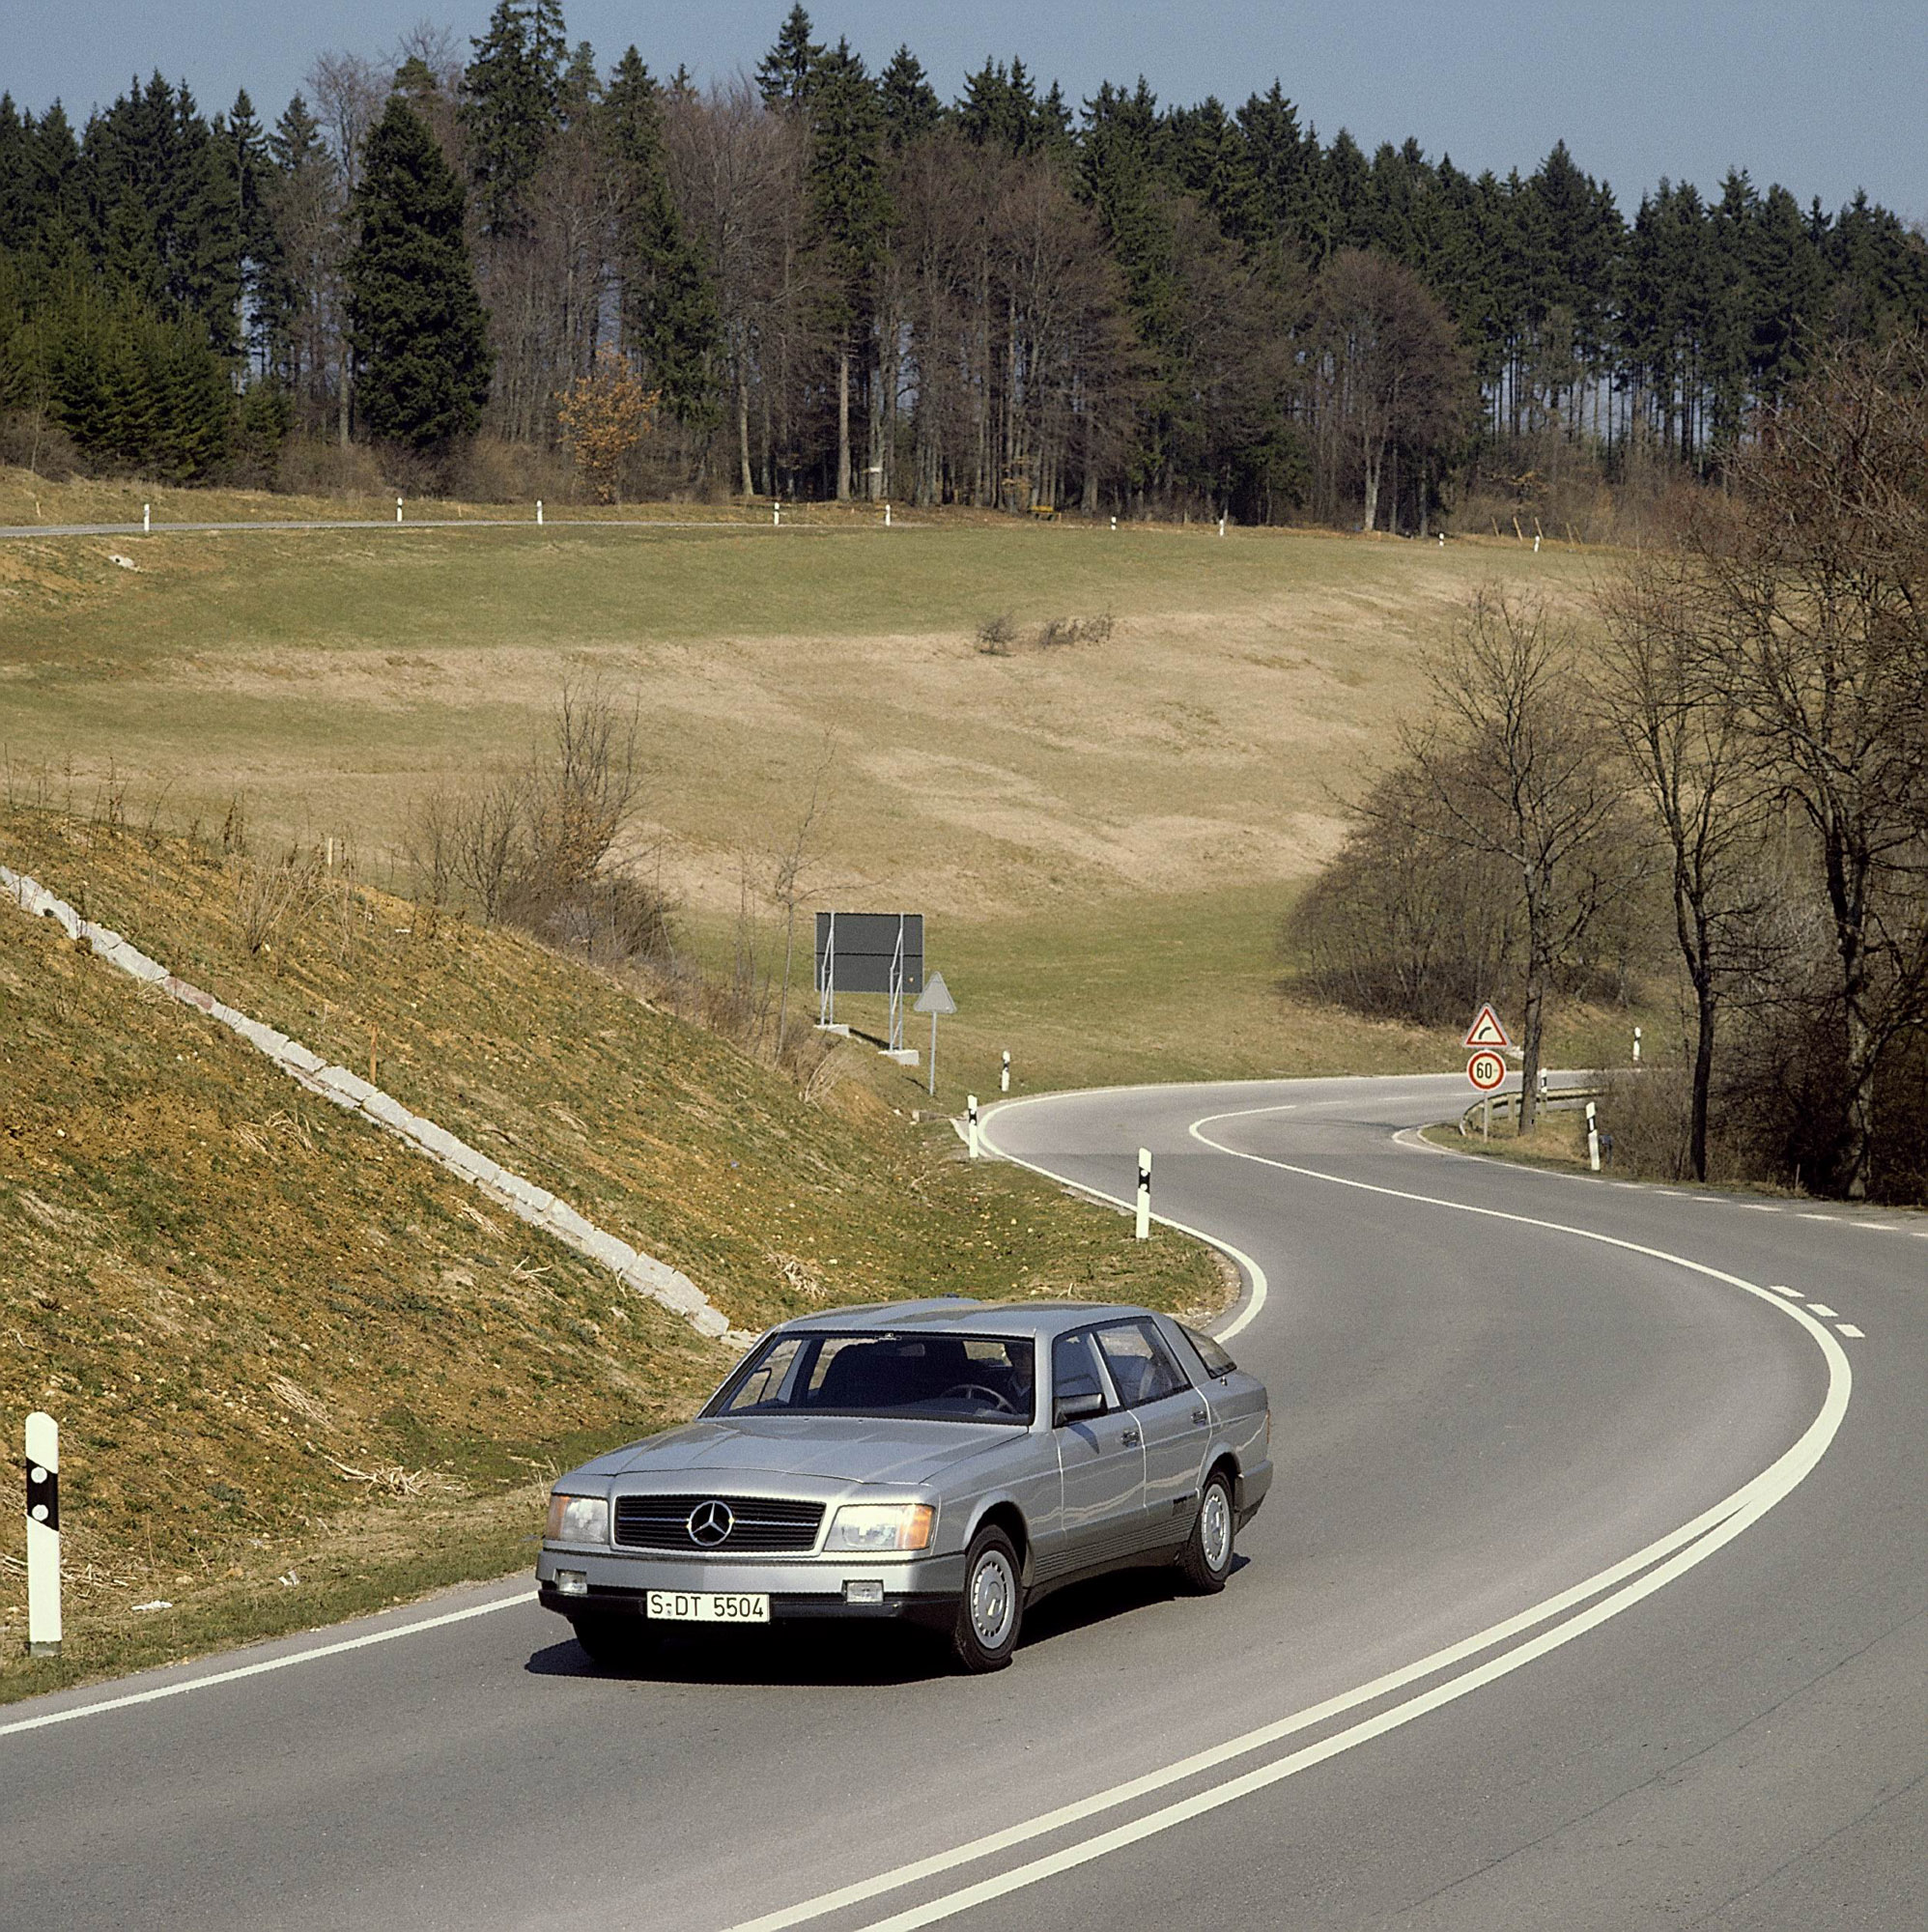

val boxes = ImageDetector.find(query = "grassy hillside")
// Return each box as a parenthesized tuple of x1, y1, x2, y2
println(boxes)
(1, 464, 1623, 1096)
(0, 807, 1221, 1701)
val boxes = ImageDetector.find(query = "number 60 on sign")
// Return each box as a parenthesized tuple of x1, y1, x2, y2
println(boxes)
(1466, 1050, 1507, 1092)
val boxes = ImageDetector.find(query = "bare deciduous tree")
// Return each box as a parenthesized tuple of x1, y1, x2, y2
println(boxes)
(1408, 586, 1634, 1130)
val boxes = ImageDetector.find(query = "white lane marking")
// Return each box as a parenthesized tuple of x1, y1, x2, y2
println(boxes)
(1798, 1212, 1835, 1222)
(728, 1486, 1767, 1932)
(1808, 1304, 1840, 1319)
(1852, 1221, 1896, 1233)
(1838, 1323, 1865, 1338)
(844, 1481, 1813, 1932)
(978, 1098, 1270, 1346)
(1747, 1204, 1782, 1212)
(1769, 1286, 1803, 1297)
(0, 1591, 537, 1740)
(744, 1098, 1852, 1932)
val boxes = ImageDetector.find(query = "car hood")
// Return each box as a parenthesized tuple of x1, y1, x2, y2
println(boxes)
(588, 1415, 1022, 1489)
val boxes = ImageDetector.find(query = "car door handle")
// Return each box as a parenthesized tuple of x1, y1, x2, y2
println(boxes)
(1191, 1407, 1209, 1427)
(1120, 1427, 1141, 1448)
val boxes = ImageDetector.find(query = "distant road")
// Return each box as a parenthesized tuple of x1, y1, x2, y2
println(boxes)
(2, 1073, 1919, 1930)
(0, 515, 893, 541)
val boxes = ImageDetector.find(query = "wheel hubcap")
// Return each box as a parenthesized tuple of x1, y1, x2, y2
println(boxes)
(970, 1550, 1016, 1648)
(1202, 1485, 1232, 1572)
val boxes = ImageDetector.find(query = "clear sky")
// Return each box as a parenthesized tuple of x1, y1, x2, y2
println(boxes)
(6, 1, 1923, 218)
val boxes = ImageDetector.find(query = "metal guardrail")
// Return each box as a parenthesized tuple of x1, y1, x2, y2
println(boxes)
(1458, 1083, 1606, 1137)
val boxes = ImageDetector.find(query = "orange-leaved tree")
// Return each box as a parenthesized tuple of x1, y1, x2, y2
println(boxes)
(556, 347, 658, 502)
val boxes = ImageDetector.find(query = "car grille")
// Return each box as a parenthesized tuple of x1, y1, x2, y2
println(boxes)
(612, 1493, 826, 1553)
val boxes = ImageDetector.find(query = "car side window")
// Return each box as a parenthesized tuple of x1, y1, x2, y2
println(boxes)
(1094, 1320, 1190, 1408)
(1052, 1330, 1107, 1408)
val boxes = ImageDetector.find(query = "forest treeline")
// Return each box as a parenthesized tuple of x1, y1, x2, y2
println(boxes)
(4, 2, 1927, 525)
(1290, 338, 1928, 1205)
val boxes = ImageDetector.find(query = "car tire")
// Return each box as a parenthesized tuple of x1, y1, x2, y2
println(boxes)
(1177, 1467, 1236, 1594)
(570, 1613, 645, 1668)
(950, 1525, 1024, 1673)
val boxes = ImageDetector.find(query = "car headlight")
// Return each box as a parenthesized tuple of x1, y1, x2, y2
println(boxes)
(826, 1503, 935, 1552)
(545, 1492, 610, 1545)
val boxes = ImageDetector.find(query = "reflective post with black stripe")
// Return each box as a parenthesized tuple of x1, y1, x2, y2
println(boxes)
(26, 1410, 59, 1657)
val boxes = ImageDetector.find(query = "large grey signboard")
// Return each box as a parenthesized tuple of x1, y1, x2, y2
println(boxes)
(814, 913, 923, 997)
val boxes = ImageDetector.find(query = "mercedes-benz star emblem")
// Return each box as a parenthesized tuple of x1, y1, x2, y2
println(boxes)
(687, 1499, 734, 1548)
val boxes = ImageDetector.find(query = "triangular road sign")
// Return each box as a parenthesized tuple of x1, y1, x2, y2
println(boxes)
(914, 971, 957, 1016)
(1463, 1003, 1512, 1049)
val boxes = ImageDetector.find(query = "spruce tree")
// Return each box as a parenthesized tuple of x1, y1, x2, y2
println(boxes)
(345, 96, 492, 450)
(602, 48, 718, 425)
(805, 42, 888, 497)
(463, 0, 564, 236)
(757, 6, 824, 113)
(878, 46, 940, 148)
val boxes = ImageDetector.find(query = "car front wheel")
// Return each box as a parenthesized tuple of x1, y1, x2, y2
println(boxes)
(570, 1613, 649, 1669)
(950, 1525, 1023, 1673)
(1177, 1467, 1236, 1594)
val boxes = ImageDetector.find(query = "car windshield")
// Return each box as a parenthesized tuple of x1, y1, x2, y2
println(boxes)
(709, 1331, 1035, 1425)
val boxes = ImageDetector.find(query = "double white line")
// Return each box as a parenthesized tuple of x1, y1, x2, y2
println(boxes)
(727, 1095, 1853, 1931)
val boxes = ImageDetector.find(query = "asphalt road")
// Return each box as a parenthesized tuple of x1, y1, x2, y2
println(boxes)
(3, 1073, 1919, 1931)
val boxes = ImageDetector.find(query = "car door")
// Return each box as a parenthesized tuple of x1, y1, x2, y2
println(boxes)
(1094, 1319, 1209, 1548)
(1045, 1328, 1146, 1578)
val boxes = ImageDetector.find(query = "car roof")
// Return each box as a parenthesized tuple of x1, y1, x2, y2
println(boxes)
(774, 1298, 1161, 1339)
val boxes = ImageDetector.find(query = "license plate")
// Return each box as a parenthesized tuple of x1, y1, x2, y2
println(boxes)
(645, 1590, 770, 1624)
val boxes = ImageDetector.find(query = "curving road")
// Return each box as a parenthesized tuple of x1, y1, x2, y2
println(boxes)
(3, 1073, 1923, 1930)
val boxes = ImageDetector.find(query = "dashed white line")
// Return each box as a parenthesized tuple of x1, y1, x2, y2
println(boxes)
(866, 1094, 1857, 1932)
(1768, 1286, 1803, 1298)
(1808, 1303, 1840, 1319)
(1838, 1323, 1865, 1339)
(1852, 1221, 1896, 1233)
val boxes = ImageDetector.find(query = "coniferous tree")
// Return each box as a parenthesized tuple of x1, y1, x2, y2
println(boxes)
(344, 96, 492, 449)
(463, 0, 565, 236)
(602, 49, 718, 426)
(805, 42, 887, 497)
(756, 6, 824, 113)
(878, 47, 941, 149)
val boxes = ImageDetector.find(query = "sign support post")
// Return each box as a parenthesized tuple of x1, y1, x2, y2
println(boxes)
(26, 1411, 59, 1657)
(913, 972, 957, 1097)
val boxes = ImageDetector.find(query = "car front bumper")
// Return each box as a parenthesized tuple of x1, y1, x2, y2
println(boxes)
(535, 1545, 969, 1628)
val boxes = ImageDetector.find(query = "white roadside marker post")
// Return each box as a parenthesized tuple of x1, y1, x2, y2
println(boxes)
(142, 502, 151, 535)
(773, 501, 780, 527)
(1633, 1026, 1642, 1065)
(396, 496, 404, 525)
(885, 501, 892, 527)
(1586, 1100, 1602, 1173)
(536, 499, 544, 526)
(967, 1094, 979, 1159)
(26, 1411, 60, 1658)
(1135, 1149, 1152, 1239)
(1000, 1049, 1010, 1094)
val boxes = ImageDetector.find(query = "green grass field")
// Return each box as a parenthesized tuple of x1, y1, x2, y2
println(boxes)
(2, 463, 1610, 1094)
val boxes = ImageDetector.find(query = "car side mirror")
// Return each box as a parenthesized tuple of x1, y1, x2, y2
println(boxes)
(1054, 1388, 1106, 1427)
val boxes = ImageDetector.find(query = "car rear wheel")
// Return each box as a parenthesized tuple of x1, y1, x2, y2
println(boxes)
(1177, 1467, 1236, 1594)
(950, 1525, 1023, 1673)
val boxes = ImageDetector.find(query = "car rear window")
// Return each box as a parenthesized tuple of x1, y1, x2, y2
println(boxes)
(1177, 1321, 1237, 1378)
(708, 1331, 1035, 1424)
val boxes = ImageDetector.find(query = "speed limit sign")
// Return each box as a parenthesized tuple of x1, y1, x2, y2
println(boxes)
(1467, 1050, 1507, 1091)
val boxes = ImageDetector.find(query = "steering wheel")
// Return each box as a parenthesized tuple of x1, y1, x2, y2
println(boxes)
(940, 1381, 1018, 1414)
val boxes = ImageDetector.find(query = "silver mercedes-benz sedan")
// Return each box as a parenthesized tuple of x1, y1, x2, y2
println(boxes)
(536, 1297, 1271, 1671)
